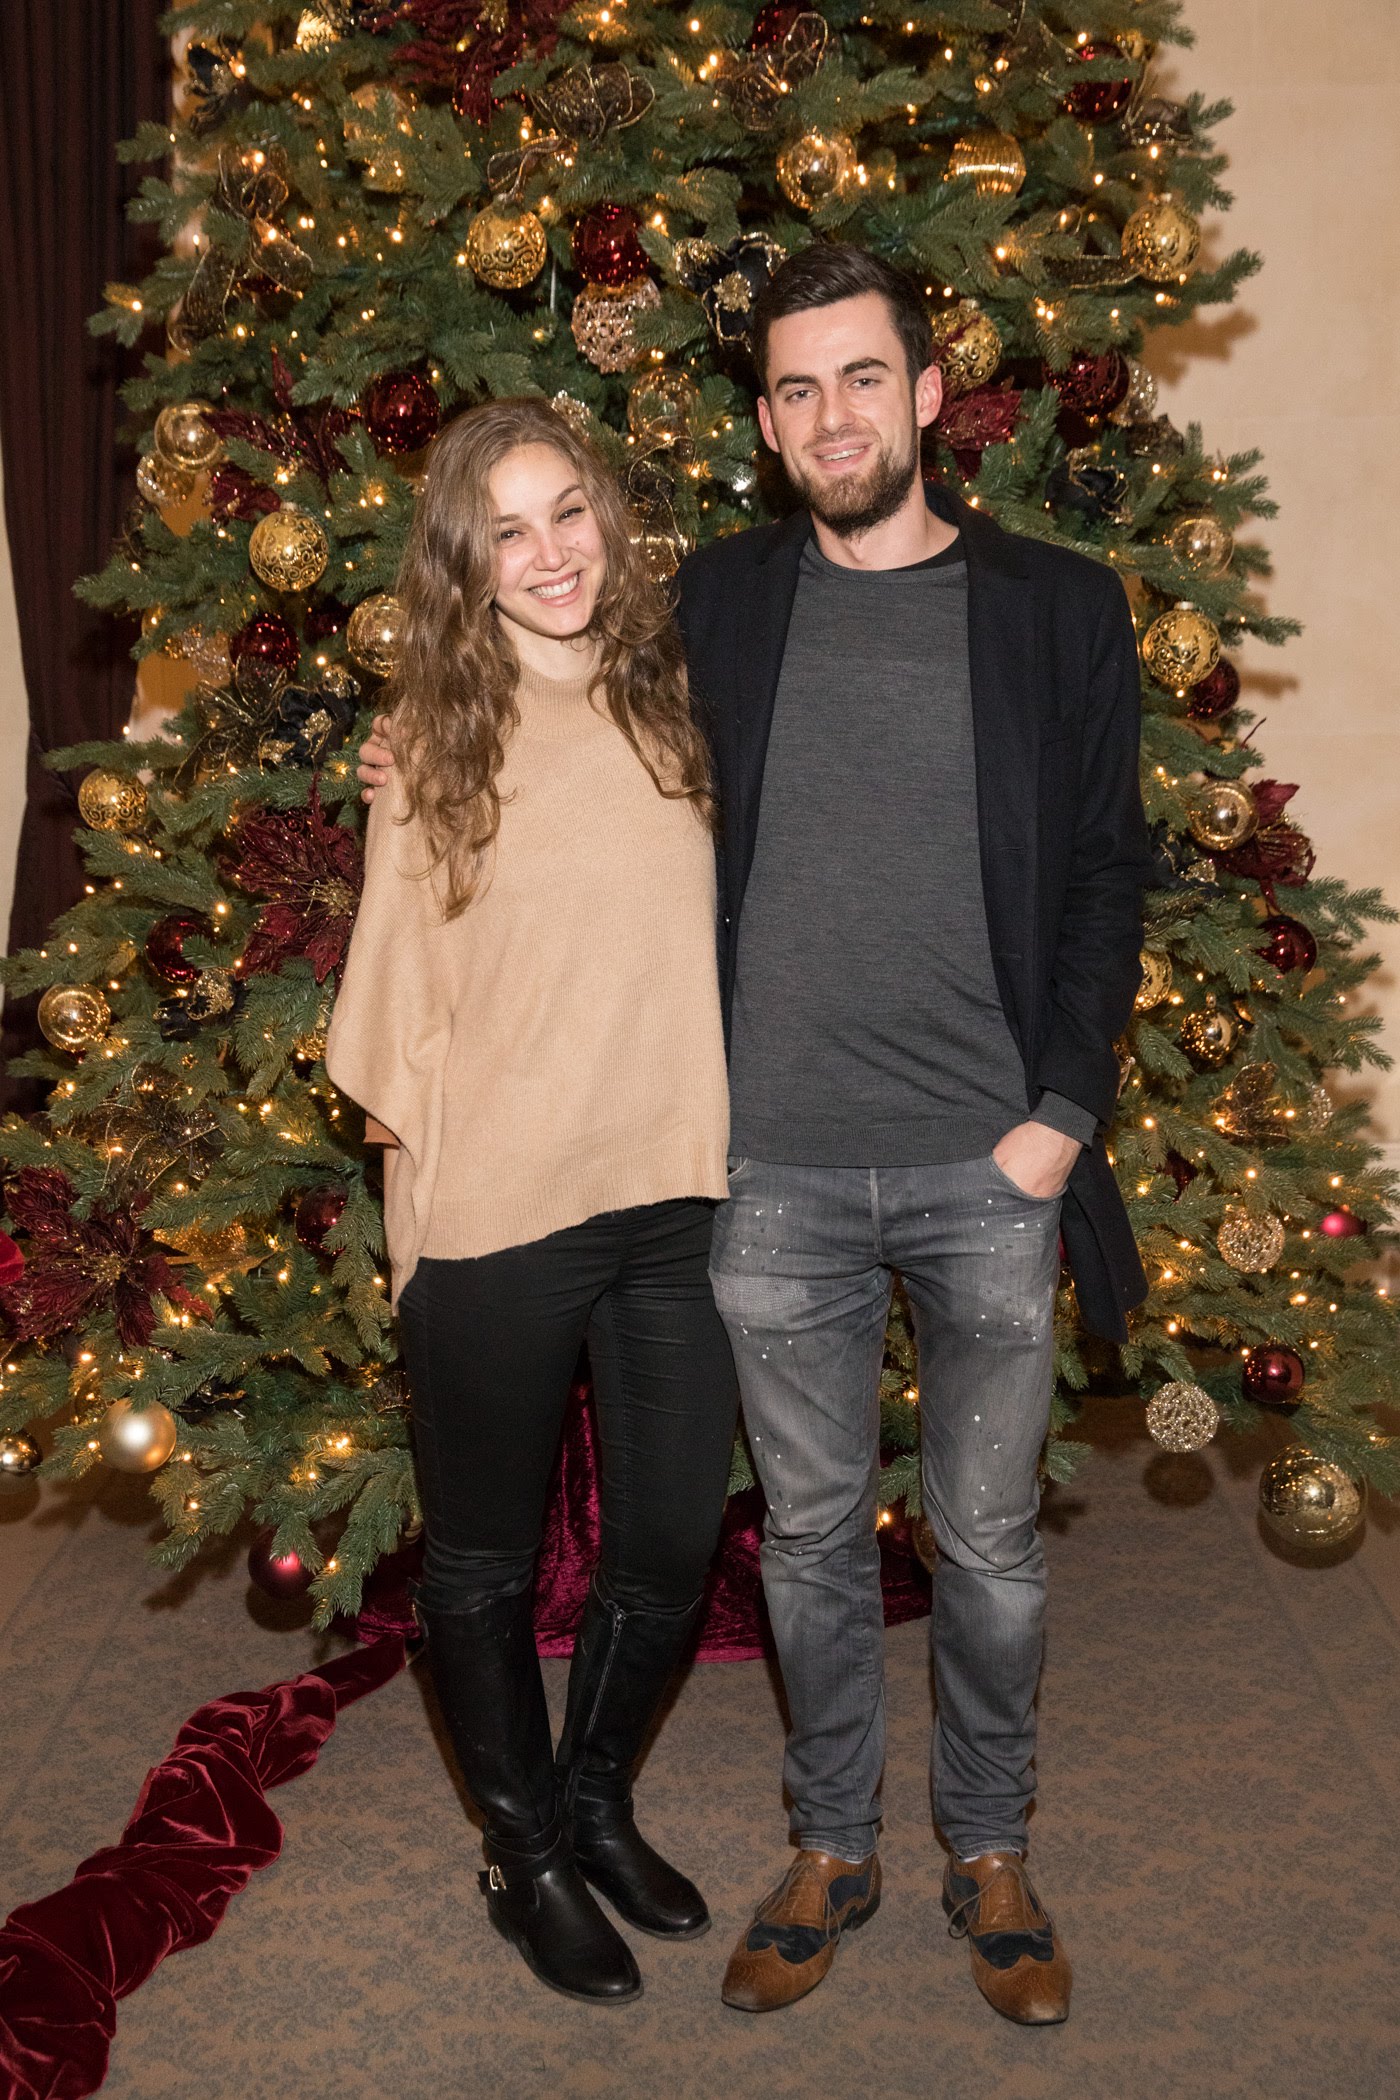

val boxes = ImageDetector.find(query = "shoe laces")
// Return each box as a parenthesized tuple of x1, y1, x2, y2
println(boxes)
(945, 1855, 1046, 1941)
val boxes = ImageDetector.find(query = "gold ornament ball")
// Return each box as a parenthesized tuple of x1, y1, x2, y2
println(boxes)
(464, 200, 548, 290)
(628, 517, 688, 584)
(249, 506, 330, 593)
(78, 768, 148, 833)
(0, 1431, 42, 1484)
(946, 128, 1026, 197)
(136, 451, 197, 509)
(38, 983, 111, 1052)
(776, 130, 858, 211)
(1217, 1206, 1286, 1273)
(1259, 1449, 1365, 1549)
(1135, 948, 1173, 1011)
(570, 277, 662, 374)
(1122, 196, 1202, 281)
(346, 593, 404, 677)
(929, 301, 1002, 398)
(627, 369, 701, 447)
(1146, 1381, 1220, 1453)
(153, 400, 222, 472)
(1141, 605, 1220, 691)
(96, 1399, 179, 1474)
(1168, 512, 1234, 576)
(1295, 1081, 1334, 1135)
(1187, 779, 1258, 852)
(1179, 1003, 1237, 1068)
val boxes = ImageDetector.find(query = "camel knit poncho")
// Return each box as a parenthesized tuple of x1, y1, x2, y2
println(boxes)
(326, 658, 730, 1306)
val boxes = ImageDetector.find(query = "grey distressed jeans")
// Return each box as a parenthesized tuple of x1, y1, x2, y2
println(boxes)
(708, 1154, 1061, 1862)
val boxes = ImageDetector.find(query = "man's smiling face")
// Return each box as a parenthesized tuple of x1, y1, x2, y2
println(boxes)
(756, 289, 943, 539)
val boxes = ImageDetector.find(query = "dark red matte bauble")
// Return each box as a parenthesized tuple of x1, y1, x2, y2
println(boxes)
(230, 613, 300, 675)
(362, 370, 441, 455)
(145, 912, 211, 985)
(1165, 1150, 1199, 1197)
(1319, 1207, 1366, 1239)
(247, 1529, 316, 1599)
(1060, 41, 1134, 122)
(295, 1184, 348, 1252)
(1257, 914, 1318, 975)
(1186, 657, 1241, 720)
(1241, 1345, 1306, 1409)
(748, 4, 805, 50)
(571, 205, 648, 290)
(1044, 350, 1130, 419)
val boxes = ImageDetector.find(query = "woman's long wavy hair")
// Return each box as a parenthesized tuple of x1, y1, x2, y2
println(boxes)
(386, 397, 713, 916)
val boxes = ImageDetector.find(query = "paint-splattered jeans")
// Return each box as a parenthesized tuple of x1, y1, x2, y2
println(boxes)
(708, 1155, 1062, 1863)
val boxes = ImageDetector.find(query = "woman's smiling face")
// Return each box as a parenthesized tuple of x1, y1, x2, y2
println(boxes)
(488, 442, 608, 648)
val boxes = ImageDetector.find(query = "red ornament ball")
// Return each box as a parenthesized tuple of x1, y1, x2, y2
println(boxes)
(295, 1184, 348, 1252)
(748, 2, 804, 48)
(230, 613, 300, 676)
(1242, 1346, 1306, 1410)
(362, 370, 441, 455)
(145, 911, 211, 985)
(0, 1228, 24, 1289)
(248, 1529, 316, 1599)
(1060, 41, 1134, 123)
(1319, 1207, 1367, 1239)
(1044, 350, 1130, 419)
(1186, 657, 1241, 721)
(1257, 915, 1318, 975)
(572, 205, 649, 291)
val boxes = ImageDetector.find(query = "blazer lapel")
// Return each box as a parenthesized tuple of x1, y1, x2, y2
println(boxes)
(731, 510, 809, 900)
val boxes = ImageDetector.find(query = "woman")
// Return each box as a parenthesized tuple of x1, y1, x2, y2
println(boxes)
(326, 399, 737, 2006)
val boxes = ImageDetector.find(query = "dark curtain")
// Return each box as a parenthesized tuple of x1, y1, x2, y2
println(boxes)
(0, 2, 168, 1108)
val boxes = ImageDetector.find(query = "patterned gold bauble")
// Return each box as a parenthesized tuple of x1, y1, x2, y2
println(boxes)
(1168, 512, 1234, 576)
(1215, 1062, 1288, 1146)
(38, 983, 111, 1052)
(1146, 1380, 1220, 1453)
(136, 452, 197, 508)
(628, 517, 688, 584)
(1134, 949, 1173, 1011)
(1187, 779, 1257, 852)
(946, 128, 1026, 197)
(346, 592, 404, 677)
(78, 769, 147, 833)
(158, 1220, 251, 1278)
(776, 129, 858, 210)
(1259, 1450, 1365, 1549)
(153, 400, 222, 472)
(1217, 1206, 1285, 1273)
(1141, 605, 1220, 691)
(1121, 196, 1201, 281)
(1294, 1081, 1334, 1136)
(929, 301, 1002, 398)
(464, 200, 548, 290)
(570, 277, 661, 374)
(0, 1431, 42, 1484)
(627, 369, 700, 447)
(293, 1022, 329, 1062)
(248, 506, 330, 592)
(1179, 1002, 1237, 1068)
(96, 1399, 179, 1474)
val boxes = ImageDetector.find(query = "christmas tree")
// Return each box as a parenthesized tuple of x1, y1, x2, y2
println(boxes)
(1, 0, 1396, 1617)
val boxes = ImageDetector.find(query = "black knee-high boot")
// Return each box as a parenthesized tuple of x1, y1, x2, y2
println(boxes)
(556, 1580, 709, 1939)
(418, 1590, 642, 2002)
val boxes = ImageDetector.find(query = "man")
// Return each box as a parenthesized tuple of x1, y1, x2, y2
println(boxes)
(358, 242, 1150, 2026)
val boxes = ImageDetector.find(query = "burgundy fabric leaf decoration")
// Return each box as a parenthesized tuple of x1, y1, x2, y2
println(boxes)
(0, 1230, 23, 1289)
(935, 384, 1023, 477)
(1214, 782, 1314, 904)
(0, 1170, 182, 1348)
(230, 781, 364, 984)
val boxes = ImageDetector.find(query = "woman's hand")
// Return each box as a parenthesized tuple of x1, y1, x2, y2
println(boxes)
(358, 714, 397, 803)
(992, 1121, 1081, 1200)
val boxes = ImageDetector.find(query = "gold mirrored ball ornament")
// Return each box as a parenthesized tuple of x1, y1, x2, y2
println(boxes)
(1141, 605, 1220, 690)
(0, 1432, 42, 1484)
(136, 452, 197, 509)
(153, 400, 223, 471)
(96, 1399, 179, 1473)
(1146, 1381, 1220, 1452)
(1121, 197, 1201, 281)
(776, 130, 858, 210)
(346, 592, 404, 677)
(464, 200, 548, 290)
(1179, 1002, 1237, 1067)
(1168, 513, 1234, 576)
(1187, 780, 1257, 852)
(1259, 1449, 1365, 1548)
(627, 369, 701, 447)
(1134, 949, 1173, 1011)
(946, 128, 1026, 197)
(38, 983, 111, 1052)
(1217, 1207, 1286, 1273)
(248, 506, 330, 592)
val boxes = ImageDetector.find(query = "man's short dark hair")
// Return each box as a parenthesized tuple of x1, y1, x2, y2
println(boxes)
(751, 243, 934, 391)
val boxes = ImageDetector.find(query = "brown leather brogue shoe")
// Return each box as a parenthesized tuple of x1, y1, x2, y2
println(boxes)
(721, 1850, 881, 2012)
(942, 1852, 1071, 2024)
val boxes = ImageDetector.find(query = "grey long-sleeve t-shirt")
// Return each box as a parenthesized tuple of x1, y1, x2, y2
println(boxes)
(726, 535, 1097, 1167)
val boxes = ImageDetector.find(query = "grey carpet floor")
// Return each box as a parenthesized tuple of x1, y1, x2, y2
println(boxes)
(3, 1401, 1399, 2100)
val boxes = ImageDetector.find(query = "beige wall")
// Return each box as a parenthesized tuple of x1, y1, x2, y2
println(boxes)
(2, 2, 1397, 1147)
(1150, 0, 1400, 1148)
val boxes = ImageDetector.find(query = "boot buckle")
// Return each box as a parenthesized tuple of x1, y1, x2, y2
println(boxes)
(488, 1863, 507, 1892)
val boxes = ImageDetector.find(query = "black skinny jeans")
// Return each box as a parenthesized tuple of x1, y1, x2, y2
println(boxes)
(397, 1198, 740, 1616)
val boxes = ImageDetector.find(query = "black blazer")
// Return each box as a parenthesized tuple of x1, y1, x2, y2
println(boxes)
(674, 481, 1152, 1342)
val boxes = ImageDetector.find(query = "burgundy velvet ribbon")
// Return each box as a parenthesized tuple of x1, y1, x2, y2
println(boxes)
(0, 1616, 408, 2100)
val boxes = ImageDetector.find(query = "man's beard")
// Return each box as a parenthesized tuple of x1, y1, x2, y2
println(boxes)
(789, 432, 919, 539)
